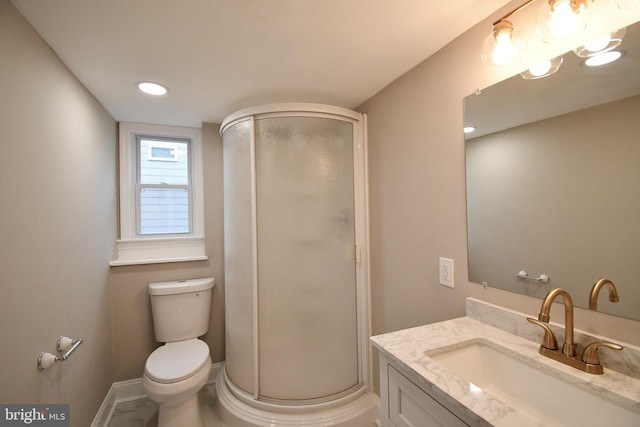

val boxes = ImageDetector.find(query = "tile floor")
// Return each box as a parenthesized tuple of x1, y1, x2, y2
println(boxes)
(107, 384, 222, 427)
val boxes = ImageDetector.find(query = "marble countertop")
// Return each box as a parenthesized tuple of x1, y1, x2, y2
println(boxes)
(370, 299, 640, 426)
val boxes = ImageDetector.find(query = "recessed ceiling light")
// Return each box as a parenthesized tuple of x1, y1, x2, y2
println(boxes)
(136, 81, 169, 96)
(464, 126, 476, 134)
(584, 50, 623, 67)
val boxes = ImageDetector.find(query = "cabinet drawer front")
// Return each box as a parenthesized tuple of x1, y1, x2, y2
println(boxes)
(388, 365, 468, 427)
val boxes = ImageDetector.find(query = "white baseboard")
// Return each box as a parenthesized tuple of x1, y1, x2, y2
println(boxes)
(91, 363, 222, 427)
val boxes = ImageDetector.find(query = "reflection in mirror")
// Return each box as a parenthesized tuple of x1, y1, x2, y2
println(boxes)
(464, 21, 640, 321)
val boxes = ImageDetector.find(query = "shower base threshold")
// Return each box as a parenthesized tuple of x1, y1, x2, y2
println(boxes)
(214, 367, 379, 427)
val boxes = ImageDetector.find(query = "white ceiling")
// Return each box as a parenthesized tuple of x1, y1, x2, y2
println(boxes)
(11, 0, 512, 127)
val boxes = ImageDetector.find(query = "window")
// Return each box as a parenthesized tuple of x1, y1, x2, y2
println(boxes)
(111, 122, 206, 266)
(137, 137, 191, 235)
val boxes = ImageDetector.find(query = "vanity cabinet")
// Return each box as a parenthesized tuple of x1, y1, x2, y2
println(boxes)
(379, 355, 469, 427)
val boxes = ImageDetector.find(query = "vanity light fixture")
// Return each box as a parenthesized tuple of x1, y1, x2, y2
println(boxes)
(482, 0, 638, 71)
(536, 0, 593, 43)
(136, 81, 169, 96)
(573, 26, 626, 57)
(520, 56, 564, 79)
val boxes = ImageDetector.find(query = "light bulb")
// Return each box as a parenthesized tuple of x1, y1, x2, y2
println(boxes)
(530, 60, 552, 76)
(493, 30, 516, 65)
(573, 27, 626, 58)
(549, 1, 581, 37)
(481, 20, 525, 69)
(584, 34, 612, 52)
(520, 56, 563, 80)
(537, 0, 591, 43)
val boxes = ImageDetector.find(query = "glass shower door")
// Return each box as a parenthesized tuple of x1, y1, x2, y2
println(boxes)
(255, 116, 359, 402)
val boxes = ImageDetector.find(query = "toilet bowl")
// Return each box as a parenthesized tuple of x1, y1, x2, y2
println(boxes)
(142, 277, 215, 427)
(143, 339, 211, 426)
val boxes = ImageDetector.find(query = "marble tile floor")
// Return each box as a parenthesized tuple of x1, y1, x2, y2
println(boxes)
(107, 384, 223, 427)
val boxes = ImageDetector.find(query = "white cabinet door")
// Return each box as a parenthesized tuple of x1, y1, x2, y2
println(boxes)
(388, 365, 468, 427)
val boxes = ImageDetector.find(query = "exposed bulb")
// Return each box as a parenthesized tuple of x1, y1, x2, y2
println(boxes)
(573, 27, 626, 58)
(529, 60, 552, 77)
(520, 56, 563, 80)
(549, 0, 581, 37)
(584, 34, 612, 52)
(481, 20, 525, 69)
(537, 0, 591, 43)
(493, 30, 516, 65)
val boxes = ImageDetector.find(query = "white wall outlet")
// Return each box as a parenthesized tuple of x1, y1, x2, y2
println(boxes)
(439, 257, 454, 288)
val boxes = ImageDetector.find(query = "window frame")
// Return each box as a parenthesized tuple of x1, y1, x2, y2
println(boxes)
(111, 122, 206, 266)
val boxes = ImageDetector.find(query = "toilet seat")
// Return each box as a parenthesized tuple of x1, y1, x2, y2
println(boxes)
(145, 339, 210, 384)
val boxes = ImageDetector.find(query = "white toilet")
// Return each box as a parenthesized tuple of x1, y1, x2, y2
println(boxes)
(142, 277, 215, 427)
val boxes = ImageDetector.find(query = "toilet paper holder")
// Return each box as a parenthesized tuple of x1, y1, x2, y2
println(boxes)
(37, 336, 83, 371)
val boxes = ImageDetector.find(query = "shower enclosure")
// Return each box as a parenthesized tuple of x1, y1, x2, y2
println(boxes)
(217, 104, 377, 426)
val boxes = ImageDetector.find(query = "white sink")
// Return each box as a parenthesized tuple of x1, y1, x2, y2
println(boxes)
(427, 339, 640, 427)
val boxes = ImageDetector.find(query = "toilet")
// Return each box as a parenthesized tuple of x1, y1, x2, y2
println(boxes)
(142, 277, 215, 427)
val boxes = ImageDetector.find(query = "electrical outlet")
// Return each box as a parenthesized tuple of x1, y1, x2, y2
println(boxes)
(439, 257, 454, 288)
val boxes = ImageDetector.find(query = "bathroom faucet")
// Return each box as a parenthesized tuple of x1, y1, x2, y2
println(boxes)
(527, 287, 623, 374)
(589, 278, 619, 311)
(538, 288, 576, 356)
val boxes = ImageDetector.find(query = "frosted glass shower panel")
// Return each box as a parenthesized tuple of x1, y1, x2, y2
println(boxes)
(222, 120, 255, 394)
(255, 116, 359, 401)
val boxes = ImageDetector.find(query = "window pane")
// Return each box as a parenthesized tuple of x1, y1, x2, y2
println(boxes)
(139, 187, 190, 234)
(139, 138, 189, 185)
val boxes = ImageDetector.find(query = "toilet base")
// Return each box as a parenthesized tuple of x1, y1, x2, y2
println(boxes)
(157, 394, 204, 427)
(142, 354, 211, 427)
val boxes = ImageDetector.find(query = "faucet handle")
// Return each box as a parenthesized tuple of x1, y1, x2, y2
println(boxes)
(527, 317, 558, 350)
(581, 341, 624, 365)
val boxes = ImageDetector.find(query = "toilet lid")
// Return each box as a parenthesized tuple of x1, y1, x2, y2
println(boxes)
(145, 339, 210, 384)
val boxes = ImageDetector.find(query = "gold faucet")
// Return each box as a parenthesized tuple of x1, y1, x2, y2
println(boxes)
(589, 278, 619, 311)
(527, 287, 623, 374)
(538, 287, 577, 356)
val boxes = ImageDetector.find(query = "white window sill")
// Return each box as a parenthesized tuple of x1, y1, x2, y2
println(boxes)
(110, 236, 207, 267)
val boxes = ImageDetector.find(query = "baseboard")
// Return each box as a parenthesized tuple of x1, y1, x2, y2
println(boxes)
(90, 362, 222, 427)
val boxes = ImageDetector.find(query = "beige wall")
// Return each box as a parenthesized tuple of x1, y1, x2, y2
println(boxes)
(0, 1, 116, 426)
(359, 1, 640, 346)
(109, 123, 225, 381)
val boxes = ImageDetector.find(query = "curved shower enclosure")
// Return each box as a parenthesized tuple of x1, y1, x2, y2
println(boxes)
(216, 104, 377, 426)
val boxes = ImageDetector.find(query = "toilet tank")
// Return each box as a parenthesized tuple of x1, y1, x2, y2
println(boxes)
(148, 277, 215, 343)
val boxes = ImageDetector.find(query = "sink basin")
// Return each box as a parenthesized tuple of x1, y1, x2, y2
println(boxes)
(427, 339, 640, 427)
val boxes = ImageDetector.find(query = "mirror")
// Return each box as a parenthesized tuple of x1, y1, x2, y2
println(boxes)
(464, 21, 640, 321)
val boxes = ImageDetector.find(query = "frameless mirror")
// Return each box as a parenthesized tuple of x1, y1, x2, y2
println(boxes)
(464, 22, 640, 320)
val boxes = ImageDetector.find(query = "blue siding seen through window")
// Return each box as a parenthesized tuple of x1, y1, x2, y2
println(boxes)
(139, 188, 190, 234)
(137, 138, 191, 235)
